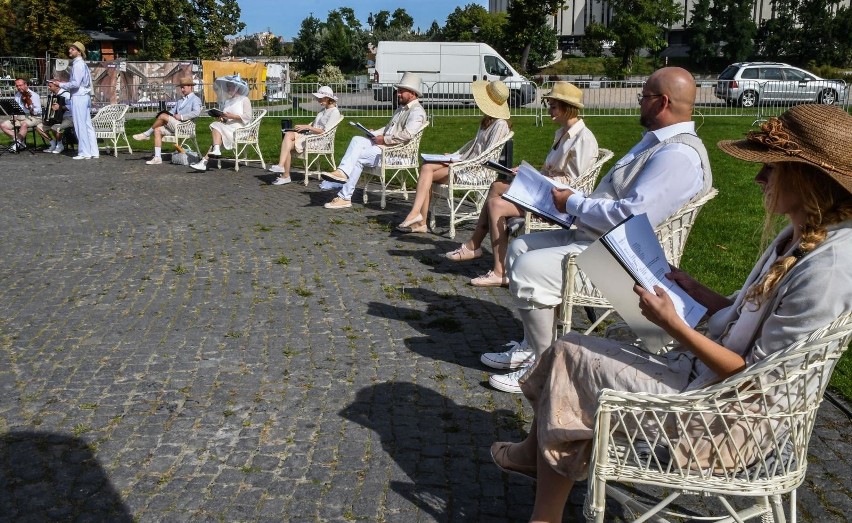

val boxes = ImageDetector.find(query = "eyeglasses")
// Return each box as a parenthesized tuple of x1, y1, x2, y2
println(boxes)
(637, 93, 663, 104)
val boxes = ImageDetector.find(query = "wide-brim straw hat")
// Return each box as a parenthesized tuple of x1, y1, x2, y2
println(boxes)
(543, 81, 584, 109)
(395, 72, 422, 97)
(176, 76, 194, 87)
(312, 85, 337, 101)
(70, 41, 86, 56)
(718, 104, 852, 194)
(213, 74, 250, 98)
(472, 80, 510, 120)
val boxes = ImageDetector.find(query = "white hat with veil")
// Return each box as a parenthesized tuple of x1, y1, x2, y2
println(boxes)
(213, 74, 250, 105)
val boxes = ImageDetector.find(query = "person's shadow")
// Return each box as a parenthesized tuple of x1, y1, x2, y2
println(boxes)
(0, 430, 132, 521)
(339, 381, 537, 521)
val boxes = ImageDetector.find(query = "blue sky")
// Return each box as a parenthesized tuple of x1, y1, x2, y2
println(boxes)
(239, 0, 489, 40)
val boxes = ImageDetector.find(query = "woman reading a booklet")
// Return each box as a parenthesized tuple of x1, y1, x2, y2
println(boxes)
(443, 82, 599, 287)
(490, 104, 852, 522)
(395, 80, 512, 233)
(190, 75, 253, 172)
(268, 86, 342, 186)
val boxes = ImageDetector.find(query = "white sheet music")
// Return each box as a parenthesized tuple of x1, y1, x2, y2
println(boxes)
(501, 161, 579, 229)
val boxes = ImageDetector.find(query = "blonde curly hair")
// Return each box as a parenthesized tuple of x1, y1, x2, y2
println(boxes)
(745, 162, 852, 304)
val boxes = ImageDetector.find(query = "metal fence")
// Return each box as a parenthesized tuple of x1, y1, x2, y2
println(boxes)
(9, 76, 850, 124)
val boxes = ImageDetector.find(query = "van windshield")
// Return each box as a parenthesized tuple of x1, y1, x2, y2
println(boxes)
(484, 56, 510, 77)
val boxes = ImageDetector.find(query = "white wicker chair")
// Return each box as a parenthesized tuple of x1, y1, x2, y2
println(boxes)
(524, 148, 614, 234)
(558, 188, 719, 338)
(92, 104, 131, 156)
(585, 311, 852, 523)
(428, 131, 515, 239)
(360, 123, 428, 209)
(161, 119, 200, 154)
(217, 109, 267, 172)
(297, 116, 344, 186)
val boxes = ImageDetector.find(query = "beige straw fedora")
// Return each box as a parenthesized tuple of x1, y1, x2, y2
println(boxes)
(542, 82, 584, 109)
(395, 72, 422, 97)
(472, 80, 510, 119)
(718, 104, 852, 194)
(70, 41, 86, 56)
(176, 76, 194, 87)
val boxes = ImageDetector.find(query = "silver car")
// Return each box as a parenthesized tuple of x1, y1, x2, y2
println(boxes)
(714, 62, 848, 107)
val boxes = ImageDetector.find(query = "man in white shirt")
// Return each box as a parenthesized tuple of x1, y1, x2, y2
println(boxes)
(1, 78, 42, 152)
(59, 41, 99, 160)
(133, 76, 202, 165)
(485, 67, 714, 393)
(36, 77, 72, 154)
(321, 72, 427, 209)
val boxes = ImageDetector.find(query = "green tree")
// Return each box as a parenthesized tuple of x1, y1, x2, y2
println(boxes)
(293, 15, 324, 74)
(579, 20, 610, 58)
(442, 4, 506, 50)
(834, 5, 852, 66)
(389, 8, 414, 32)
(754, 0, 797, 60)
(262, 35, 283, 57)
(687, 0, 717, 69)
(606, 0, 683, 72)
(709, 0, 755, 62)
(232, 38, 259, 57)
(797, 0, 844, 66)
(505, 0, 562, 71)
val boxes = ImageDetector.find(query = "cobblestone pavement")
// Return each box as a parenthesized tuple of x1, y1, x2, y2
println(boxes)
(0, 152, 849, 522)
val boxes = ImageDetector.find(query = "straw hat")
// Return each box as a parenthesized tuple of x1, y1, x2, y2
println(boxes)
(312, 85, 337, 101)
(472, 80, 510, 119)
(543, 82, 584, 109)
(176, 76, 194, 87)
(395, 72, 422, 97)
(70, 41, 86, 56)
(718, 104, 852, 194)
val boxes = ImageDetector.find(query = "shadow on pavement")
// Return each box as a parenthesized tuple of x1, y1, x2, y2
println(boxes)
(0, 431, 133, 521)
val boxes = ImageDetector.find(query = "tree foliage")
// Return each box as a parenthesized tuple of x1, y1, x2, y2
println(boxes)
(606, 0, 683, 72)
(442, 4, 506, 50)
(504, 0, 561, 71)
(293, 15, 324, 74)
(686, 0, 717, 69)
(0, 0, 244, 59)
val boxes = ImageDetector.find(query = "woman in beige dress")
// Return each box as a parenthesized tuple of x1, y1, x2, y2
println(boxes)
(396, 80, 512, 233)
(490, 104, 852, 522)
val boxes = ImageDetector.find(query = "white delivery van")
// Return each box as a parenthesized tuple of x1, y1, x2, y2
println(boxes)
(371, 41, 535, 106)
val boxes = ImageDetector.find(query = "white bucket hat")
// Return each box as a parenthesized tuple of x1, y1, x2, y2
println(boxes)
(472, 80, 510, 119)
(395, 72, 422, 97)
(312, 85, 337, 101)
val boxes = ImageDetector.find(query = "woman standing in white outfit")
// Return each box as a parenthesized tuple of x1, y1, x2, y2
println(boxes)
(191, 74, 252, 171)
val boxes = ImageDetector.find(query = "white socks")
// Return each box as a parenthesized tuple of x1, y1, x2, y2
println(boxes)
(154, 146, 161, 157)
(144, 128, 153, 137)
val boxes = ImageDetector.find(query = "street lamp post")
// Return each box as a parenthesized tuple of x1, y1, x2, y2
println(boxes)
(137, 17, 147, 55)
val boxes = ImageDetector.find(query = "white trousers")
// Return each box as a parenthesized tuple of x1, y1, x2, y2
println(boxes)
(70, 95, 98, 157)
(507, 229, 592, 309)
(337, 136, 381, 200)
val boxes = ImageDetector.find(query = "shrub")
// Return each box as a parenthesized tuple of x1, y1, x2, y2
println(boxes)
(317, 65, 345, 86)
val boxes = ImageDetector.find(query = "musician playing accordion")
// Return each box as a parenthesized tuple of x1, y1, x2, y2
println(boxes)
(1, 78, 42, 152)
(36, 77, 73, 154)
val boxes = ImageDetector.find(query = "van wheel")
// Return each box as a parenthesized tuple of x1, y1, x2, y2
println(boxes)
(817, 89, 837, 105)
(739, 90, 758, 108)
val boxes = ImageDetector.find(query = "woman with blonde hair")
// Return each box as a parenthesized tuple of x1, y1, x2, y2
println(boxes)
(444, 82, 599, 287)
(269, 86, 342, 185)
(490, 104, 852, 522)
(396, 80, 512, 233)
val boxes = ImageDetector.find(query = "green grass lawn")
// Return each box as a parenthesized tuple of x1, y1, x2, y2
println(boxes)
(124, 114, 852, 398)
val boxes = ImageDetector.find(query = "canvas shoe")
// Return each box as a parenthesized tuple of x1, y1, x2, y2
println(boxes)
(470, 270, 509, 287)
(481, 340, 535, 370)
(43, 143, 56, 153)
(489, 365, 532, 394)
(321, 170, 348, 183)
(145, 156, 163, 165)
(133, 133, 149, 141)
(268, 164, 285, 173)
(190, 159, 208, 171)
(72, 155, 92, 160)
(324, 197, 352, 209)
(52, 143, 65, 154)
(272, 176, 291, 185)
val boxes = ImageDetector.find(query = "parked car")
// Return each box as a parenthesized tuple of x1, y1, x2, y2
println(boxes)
(714, 62, 848, 107)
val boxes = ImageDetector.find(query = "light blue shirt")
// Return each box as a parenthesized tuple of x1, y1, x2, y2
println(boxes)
(60, 56, 92, 97)
(174, 92, 201, 121)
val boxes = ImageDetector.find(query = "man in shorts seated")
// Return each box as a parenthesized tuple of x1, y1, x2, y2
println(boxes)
(133, 76, 201, 165)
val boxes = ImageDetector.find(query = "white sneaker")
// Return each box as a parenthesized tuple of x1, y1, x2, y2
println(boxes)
(72, 155, 92, 160)
(268, 164, 285, 173)
(272, 176, 291, 185)
(489, 365, 532, 394)
(481, 340, 535, 370)
(53, 143, 64, 154)
(145, 156, 163, 165)
(324, 197, 352, 209)
(133, 133, 149, 141)
(190, 159, 208, 171)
